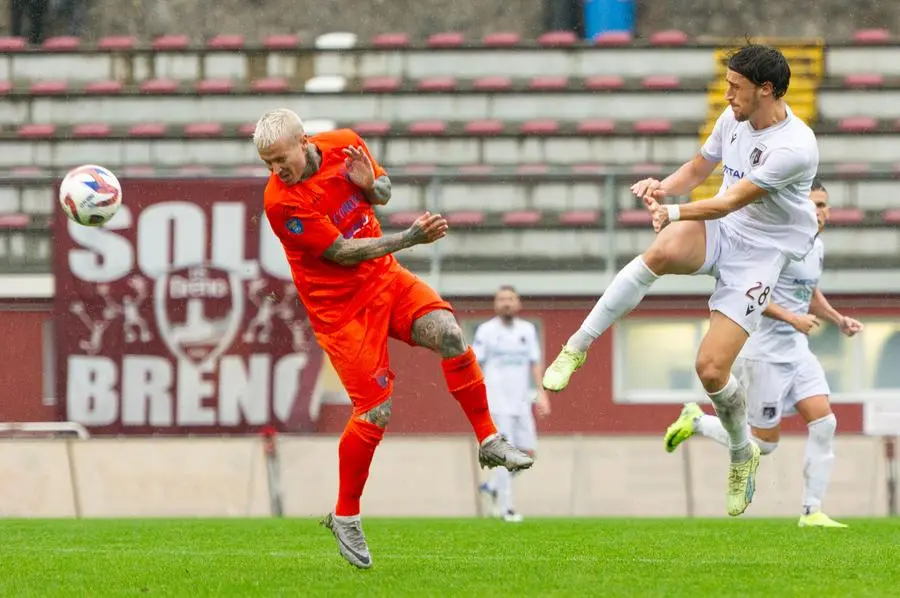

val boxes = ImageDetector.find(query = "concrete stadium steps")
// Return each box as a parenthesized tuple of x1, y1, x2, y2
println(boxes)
(0, 123, 894, 169)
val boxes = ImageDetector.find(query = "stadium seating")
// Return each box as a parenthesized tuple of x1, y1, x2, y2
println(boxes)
(0, 33, 898, 274)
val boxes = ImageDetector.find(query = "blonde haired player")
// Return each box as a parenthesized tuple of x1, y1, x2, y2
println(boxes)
(543, 44, 820, 516)
(474, 286, 551, 522)
(664, 180, 863, 527)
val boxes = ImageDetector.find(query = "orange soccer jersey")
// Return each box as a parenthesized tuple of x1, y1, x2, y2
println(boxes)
(265, 129, 451, 412)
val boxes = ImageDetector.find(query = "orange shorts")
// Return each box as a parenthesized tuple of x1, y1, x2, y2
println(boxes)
(314, 267, 452, 415)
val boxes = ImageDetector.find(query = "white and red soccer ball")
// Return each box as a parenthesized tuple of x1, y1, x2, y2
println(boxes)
(59, 164, 123, 227)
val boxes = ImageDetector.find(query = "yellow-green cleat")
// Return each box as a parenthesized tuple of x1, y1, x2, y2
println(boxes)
(664, 402, 703, 453)
(726, 442, 761, 516)
(798, 511, 848, 528)
(542, 345, 587, 391)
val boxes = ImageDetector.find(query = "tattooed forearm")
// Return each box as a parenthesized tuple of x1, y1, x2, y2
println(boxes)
(411, 309, 468, 358)
(358, 398, 392, 428)
(363, 175, 392, 205)
(322, 230, 415, 266)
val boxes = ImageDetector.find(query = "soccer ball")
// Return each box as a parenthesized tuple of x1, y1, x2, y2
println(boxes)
(59, 164, 123, 227)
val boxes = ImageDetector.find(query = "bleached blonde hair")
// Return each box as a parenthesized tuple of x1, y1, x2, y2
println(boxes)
(253, 108, 306, 151)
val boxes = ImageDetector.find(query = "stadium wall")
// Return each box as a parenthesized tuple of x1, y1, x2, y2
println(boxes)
(0, 435, 891, 518)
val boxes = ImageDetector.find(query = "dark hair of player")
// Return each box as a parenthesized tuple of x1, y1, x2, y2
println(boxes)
(727, 44, 791, 99)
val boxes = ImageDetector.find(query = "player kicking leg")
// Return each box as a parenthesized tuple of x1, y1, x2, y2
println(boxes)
(543, 44, 821, 515)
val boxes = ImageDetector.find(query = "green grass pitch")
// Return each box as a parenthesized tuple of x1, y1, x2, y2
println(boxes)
(0, 518, 897, 597)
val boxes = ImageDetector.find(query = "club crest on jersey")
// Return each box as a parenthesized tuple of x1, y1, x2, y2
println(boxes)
(749, 143, 767, 167)
(285, 217, 304, 235)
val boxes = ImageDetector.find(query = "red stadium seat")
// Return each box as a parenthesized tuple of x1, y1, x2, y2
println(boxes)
(649, 30, 689, 46)
(641, 75, 681, 90)
(428, 32, 465, 48)
(403, 164, 437, 175)
(882, 209, 900, 225)
(538, 30, 577, 47)
(584, 75, 625, 90)
(838, 117, 877, 133)
(264, 34, 300, 49)
(835, 162, 871, 176)
(152, 35, 189, 50)
(17, 124, 56, 138)
(517, 164, 549, 175)
(528, 76, 568, 91)
(577, 119, 616, 134)
(632, 163, 664, 175)
(41, 36, 80, 51)
(827, 208, 865, 225)
(238, 123, 257, 137)
(408, 120, 448, 135)
(417, 77, 457, 92)
(0, 81, 12, 94)
(362, 76, 402, 92)
(633, 119, 673, 134)
(128, 123, 167, 137)
(571, 163, 608, 174)
(178, 165, 213, 175)
(559, 210, 600, 226)
(194, 79, 234, 94)
(184, 123, 223, 137)
(140, 79, 179, 94)
(84, 80, 123, 94)
(458, 164, 495, 175)
(503, 210, 542, 226)
(593, 31, 632, 46)
(29, 80, 68, 95)
(11, 166, 47, 176)
(371, 33, 409, 49)
(520, 120, 560, 134)
(388, 212, 420, 227)
(852, 29, 890, 44)
(353, 121, 391, 135)
(206, 35, 244, 50)
(0, 37, 26, 51)
(121, 166, 157, 176)
(446, 211, 485, 226)
(0, 214, 31, 228)
(251, 77, 289, 93)
(97, 36, 136, 50)
(473, 76, 512, 91)
(843, 73, 884, 88)
(617, 209, 652, 226)
(483, 32, 521, 47)
(72, 124, 112, 138)
(232, 165, 269, 177)
(464, 120, 504, 135)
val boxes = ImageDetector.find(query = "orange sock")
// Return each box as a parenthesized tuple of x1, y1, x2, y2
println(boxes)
(441, 347, 497, 443)
(335, 417, 385, 516)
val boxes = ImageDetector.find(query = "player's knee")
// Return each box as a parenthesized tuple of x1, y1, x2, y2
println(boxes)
(358, 398, 393, 428)
(695, 353, 730, 393)
(808, 413, 837, 443)
(752, 436, 779, 455)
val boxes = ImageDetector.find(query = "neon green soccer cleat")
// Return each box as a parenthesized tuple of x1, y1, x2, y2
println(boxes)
(664, 402, 704, 453)
(727, 442, 761, 517)
(542, 345, 587, 391)
(798, 511, 848, 528)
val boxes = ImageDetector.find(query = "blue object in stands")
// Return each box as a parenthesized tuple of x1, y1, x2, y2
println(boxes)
(583, 0, 635, 39)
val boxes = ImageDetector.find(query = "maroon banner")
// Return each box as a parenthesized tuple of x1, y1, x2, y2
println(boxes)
(53, 178, 328, 435)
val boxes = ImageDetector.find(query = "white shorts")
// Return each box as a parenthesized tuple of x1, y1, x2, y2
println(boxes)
(696, 219, 789, 335)
(492, 411, 537, 453)
(734, 351, 831, 429)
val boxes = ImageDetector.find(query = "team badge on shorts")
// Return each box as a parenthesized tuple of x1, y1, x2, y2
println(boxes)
(285, 217, 304, 235)
(762, 404, 777, 420)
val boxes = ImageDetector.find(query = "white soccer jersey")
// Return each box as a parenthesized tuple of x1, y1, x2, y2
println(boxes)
(740, 237, 825, 363)
(701, 105, 819, 260)
(472, 317, 541, 416)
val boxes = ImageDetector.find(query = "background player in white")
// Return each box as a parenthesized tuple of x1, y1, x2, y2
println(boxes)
(474, 286, 550, 522)
(542, 44, 820, 516)
(663, 179, 863, 527)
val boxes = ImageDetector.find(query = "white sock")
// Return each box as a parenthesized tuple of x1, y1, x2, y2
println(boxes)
(568, 256, 659, 352)
(695, 414, 731, 448)
(492, 468, 512, 513)
(706, 374, 751, 462)
(333, 513, 361, 523)
(803, 414, 837, 514)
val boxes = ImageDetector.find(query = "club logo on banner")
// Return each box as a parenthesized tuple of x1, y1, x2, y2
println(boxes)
(53, 179, 331, 435)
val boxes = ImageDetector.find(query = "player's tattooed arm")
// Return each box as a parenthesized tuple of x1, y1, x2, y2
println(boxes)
(411, 309, 468, 358)
(362, 175, 392, 205)
(358, 398, 392, 428)
(321, 211, 449, 266)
